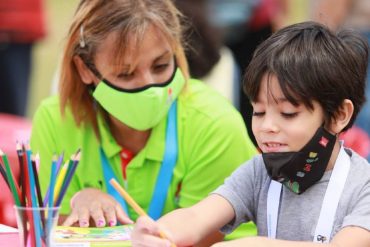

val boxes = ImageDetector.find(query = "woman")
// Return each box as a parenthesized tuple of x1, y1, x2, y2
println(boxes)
(30, 0, 256, 245)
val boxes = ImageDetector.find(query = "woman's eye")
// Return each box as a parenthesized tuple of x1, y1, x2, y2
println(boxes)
(153, 63, 169, 72)
(281, 112, 298, 118)
(252, 111, 265, 117)
(117, 72, 133, 79)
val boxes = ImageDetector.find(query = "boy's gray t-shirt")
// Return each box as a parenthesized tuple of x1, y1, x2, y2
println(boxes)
(213, 149, 370, 241)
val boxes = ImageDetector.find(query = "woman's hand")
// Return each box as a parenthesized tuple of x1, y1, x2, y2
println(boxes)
(62, 188, 133, 227)
(131, 216, 174, 247)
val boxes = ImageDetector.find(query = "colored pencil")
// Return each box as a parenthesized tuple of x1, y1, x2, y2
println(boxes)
(31, 154, 46, 231)
(0, 149, 21, 206)
(16, 143, 26, 206)
(25, 147, 42, 247)
(48, 158, 57, 209)
(109, 178, 177, 247)
(43, 154, 59, 206)
(34, 153, 40, 172)
(55, 152, 80, 207)
(31, 155, 43, 208)
(21, 145, 36, 246)
(0, 163, 10, 188)
(46, 159, 57, 233)
(55, 152, 64, 174)
(53, 162, 69, 203)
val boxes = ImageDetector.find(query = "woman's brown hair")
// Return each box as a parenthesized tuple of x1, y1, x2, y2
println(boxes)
(59, 0, 189, 132)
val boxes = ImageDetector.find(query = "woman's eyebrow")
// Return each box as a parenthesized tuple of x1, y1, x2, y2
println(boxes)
(115, 50, 172, 74)
(153, 51, 171, 63)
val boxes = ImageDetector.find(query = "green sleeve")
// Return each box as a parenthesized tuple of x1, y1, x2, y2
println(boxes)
(179, 111, 257, 207)
(30, 100, 59, 205)
(179, 107, 258, 239)
(30, 98, 81, 215)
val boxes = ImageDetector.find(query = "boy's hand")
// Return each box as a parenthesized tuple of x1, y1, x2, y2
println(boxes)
(62, 188, 133, 227)
(131, 216, 174, 247)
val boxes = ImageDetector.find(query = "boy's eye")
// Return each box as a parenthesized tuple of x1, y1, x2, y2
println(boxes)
(252, 111, 265, 117)
(281, 112, 298, 118)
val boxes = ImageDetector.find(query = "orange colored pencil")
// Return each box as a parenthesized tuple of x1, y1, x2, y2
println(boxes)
(109, 178, 177, 247)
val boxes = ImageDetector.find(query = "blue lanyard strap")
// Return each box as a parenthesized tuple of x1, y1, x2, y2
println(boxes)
(100, 148, 129, 214)
(101, 100, 178, 219)
(148, 100, 178, 220)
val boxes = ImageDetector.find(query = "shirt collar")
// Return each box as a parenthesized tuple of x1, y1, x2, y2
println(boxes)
(97, 112, 121, 158)
(97, 111, 166, 162)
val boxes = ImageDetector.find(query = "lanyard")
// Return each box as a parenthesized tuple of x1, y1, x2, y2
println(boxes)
(101, 101, 178, 220)
(267, 145, 350, 243)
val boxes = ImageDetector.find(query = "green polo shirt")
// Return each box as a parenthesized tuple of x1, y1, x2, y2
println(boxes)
(31, 79, 257, 236)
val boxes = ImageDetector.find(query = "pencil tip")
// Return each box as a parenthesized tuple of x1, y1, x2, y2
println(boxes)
(52, 154, 58, 161)
(16, 142, 21, 150)
(75, 151, 81, 161)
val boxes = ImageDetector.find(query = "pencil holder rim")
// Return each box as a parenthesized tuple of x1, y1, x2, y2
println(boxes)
(13, 205, 61, 211)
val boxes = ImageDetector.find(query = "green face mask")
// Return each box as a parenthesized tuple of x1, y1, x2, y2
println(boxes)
(92, 67, 185, 130)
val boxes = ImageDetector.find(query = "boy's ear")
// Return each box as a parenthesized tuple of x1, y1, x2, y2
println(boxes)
(329, 99, 354, 133)
(73, 55, 96, 85)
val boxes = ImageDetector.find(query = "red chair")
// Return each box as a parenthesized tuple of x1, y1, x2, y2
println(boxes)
(340, 125, 370, 158)
(0, 113, 31, 227)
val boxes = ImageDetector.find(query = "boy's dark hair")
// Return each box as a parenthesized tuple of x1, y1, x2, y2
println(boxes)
(244, 21, 368, 132)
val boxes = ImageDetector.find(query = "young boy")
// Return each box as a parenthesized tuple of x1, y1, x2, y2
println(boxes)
(131, 21, 370, 246)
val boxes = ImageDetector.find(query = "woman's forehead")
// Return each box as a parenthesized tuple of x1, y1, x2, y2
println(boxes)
(97, 26, 173, 61)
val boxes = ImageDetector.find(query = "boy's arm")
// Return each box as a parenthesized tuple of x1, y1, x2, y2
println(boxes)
(213, 226, 370, 247)
(331, 226, 370, 247)
(131, 194, 235, 247)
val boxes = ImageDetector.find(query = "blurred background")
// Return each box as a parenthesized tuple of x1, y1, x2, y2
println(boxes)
(0, 0, 327, 117)
(23, 0, 306, 119)
(28, 1, 78, 117)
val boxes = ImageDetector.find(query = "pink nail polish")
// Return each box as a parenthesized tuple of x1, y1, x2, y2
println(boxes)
(109, 220, 115, 226)
(80, 221, 88, 226)
(98, 219, 105, 227)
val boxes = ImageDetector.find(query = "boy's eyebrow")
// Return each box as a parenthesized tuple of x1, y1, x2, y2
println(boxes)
(254, 96, 288, 104)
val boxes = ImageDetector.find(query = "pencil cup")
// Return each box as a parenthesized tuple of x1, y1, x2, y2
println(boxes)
(14, 206, 60, 247)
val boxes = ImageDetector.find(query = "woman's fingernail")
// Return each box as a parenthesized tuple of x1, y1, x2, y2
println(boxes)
(80, 221, 88, 227)
(109, 220, 115, 226)
(97, 219, 105, 227)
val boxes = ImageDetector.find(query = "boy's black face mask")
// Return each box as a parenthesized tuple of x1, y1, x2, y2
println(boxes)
(262, 126, 336, 194)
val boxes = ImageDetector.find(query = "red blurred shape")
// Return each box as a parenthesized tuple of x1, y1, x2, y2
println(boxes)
(340, 125, 370, 158)
(0, 113, 31, 227)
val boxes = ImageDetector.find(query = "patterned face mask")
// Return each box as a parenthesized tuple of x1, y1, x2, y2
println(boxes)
(92, 67, 185, 131)
(262, 126, 336, 194)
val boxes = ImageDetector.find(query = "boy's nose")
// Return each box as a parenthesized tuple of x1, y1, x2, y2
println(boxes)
(260, 115, 279, 133)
